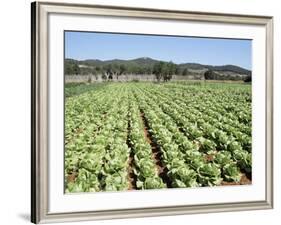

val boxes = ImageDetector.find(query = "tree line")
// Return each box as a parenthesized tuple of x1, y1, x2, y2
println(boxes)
(204, 70, 251, 82)
(65, 60, 191, 82)
(65, 60, 251, 82)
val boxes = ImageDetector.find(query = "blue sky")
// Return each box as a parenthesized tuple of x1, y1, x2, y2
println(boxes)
(65, 31, 252, 70)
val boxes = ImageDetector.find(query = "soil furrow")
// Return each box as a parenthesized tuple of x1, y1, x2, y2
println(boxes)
(140, 111, 172, 188)
(126, 110, 137, 190)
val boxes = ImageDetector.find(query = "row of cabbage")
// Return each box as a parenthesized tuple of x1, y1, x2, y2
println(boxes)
(137, 84, 251, 180)
(128, 95, 166, 189)
(142, 84, 251, 172)
(134, 87, 243, 187)
(65, 82, 252, 192)
(65, 86, 131, 192)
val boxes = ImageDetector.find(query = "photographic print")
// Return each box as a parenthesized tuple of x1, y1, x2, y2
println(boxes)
(64, 31, 252, 193)
(31, 2, 273, 223)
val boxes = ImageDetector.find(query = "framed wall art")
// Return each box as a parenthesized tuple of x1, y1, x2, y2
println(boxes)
(31, 1, 273, 223)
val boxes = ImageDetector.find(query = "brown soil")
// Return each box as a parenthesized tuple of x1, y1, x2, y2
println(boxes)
(75, 127, 83, 133)
(240, 173, 252, 185)
(140, 111, 172, 188)
(221, 173, 252, 186)
(127, 154, 137, 190)
(244, 171, 252, 180)
(204, 154, 214, 162)
(126, 111, 137, 190)
(67, 172, 77, 183)
(203, 150, 219, 162)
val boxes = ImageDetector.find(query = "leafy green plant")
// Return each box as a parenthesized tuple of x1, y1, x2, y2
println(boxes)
(66, 168, 100, 193)
(137, 176, 166, 189)
(79, 152, 104, 173)
(233, 149, 252, 173)
(197, 163, 222, 186)
(222, 163, 242, 182)
(168, 165, 198, 187)
(103, 171, 129, 191)
(197, 137, 216, 153)
(214, 151, 233, 167)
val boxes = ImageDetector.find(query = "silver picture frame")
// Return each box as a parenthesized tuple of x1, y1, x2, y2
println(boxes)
(31, 1, 273, 224)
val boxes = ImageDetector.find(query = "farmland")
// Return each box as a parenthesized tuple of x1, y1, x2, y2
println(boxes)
(65, 82, 252, 193)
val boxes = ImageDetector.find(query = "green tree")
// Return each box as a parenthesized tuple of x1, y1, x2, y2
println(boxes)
(182, 68, 188, 76)
(152, 61, 176, 82)
(65, 60, 80, 75)
(95, 66, 101, 73)
(103, 64, 113, 80)
(73, 64, 80, 75)
(204, 69, 215, 80)
(175, 66, 181, 75)
(101, 74, 107, 81)
(153, 61, 164, 82)
(244, 75, 252, 83)
(116, 64, 126, 80)
(163, 61, 176, 82)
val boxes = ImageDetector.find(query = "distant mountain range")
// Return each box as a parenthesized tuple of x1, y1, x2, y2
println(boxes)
(65, 57, 251, 79)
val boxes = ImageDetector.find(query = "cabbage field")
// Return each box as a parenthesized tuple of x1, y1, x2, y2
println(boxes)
(65, 82, 252, 193)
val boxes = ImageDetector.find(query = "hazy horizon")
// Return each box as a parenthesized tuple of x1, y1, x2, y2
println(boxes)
(65, 31, 252, 70)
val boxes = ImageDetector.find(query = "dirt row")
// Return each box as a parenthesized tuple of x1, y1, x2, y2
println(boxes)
(126, 110, 137, 190)
(140, 111, 172, 188)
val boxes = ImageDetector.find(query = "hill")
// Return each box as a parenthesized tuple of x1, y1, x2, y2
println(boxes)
(65, 57, 251, 80)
